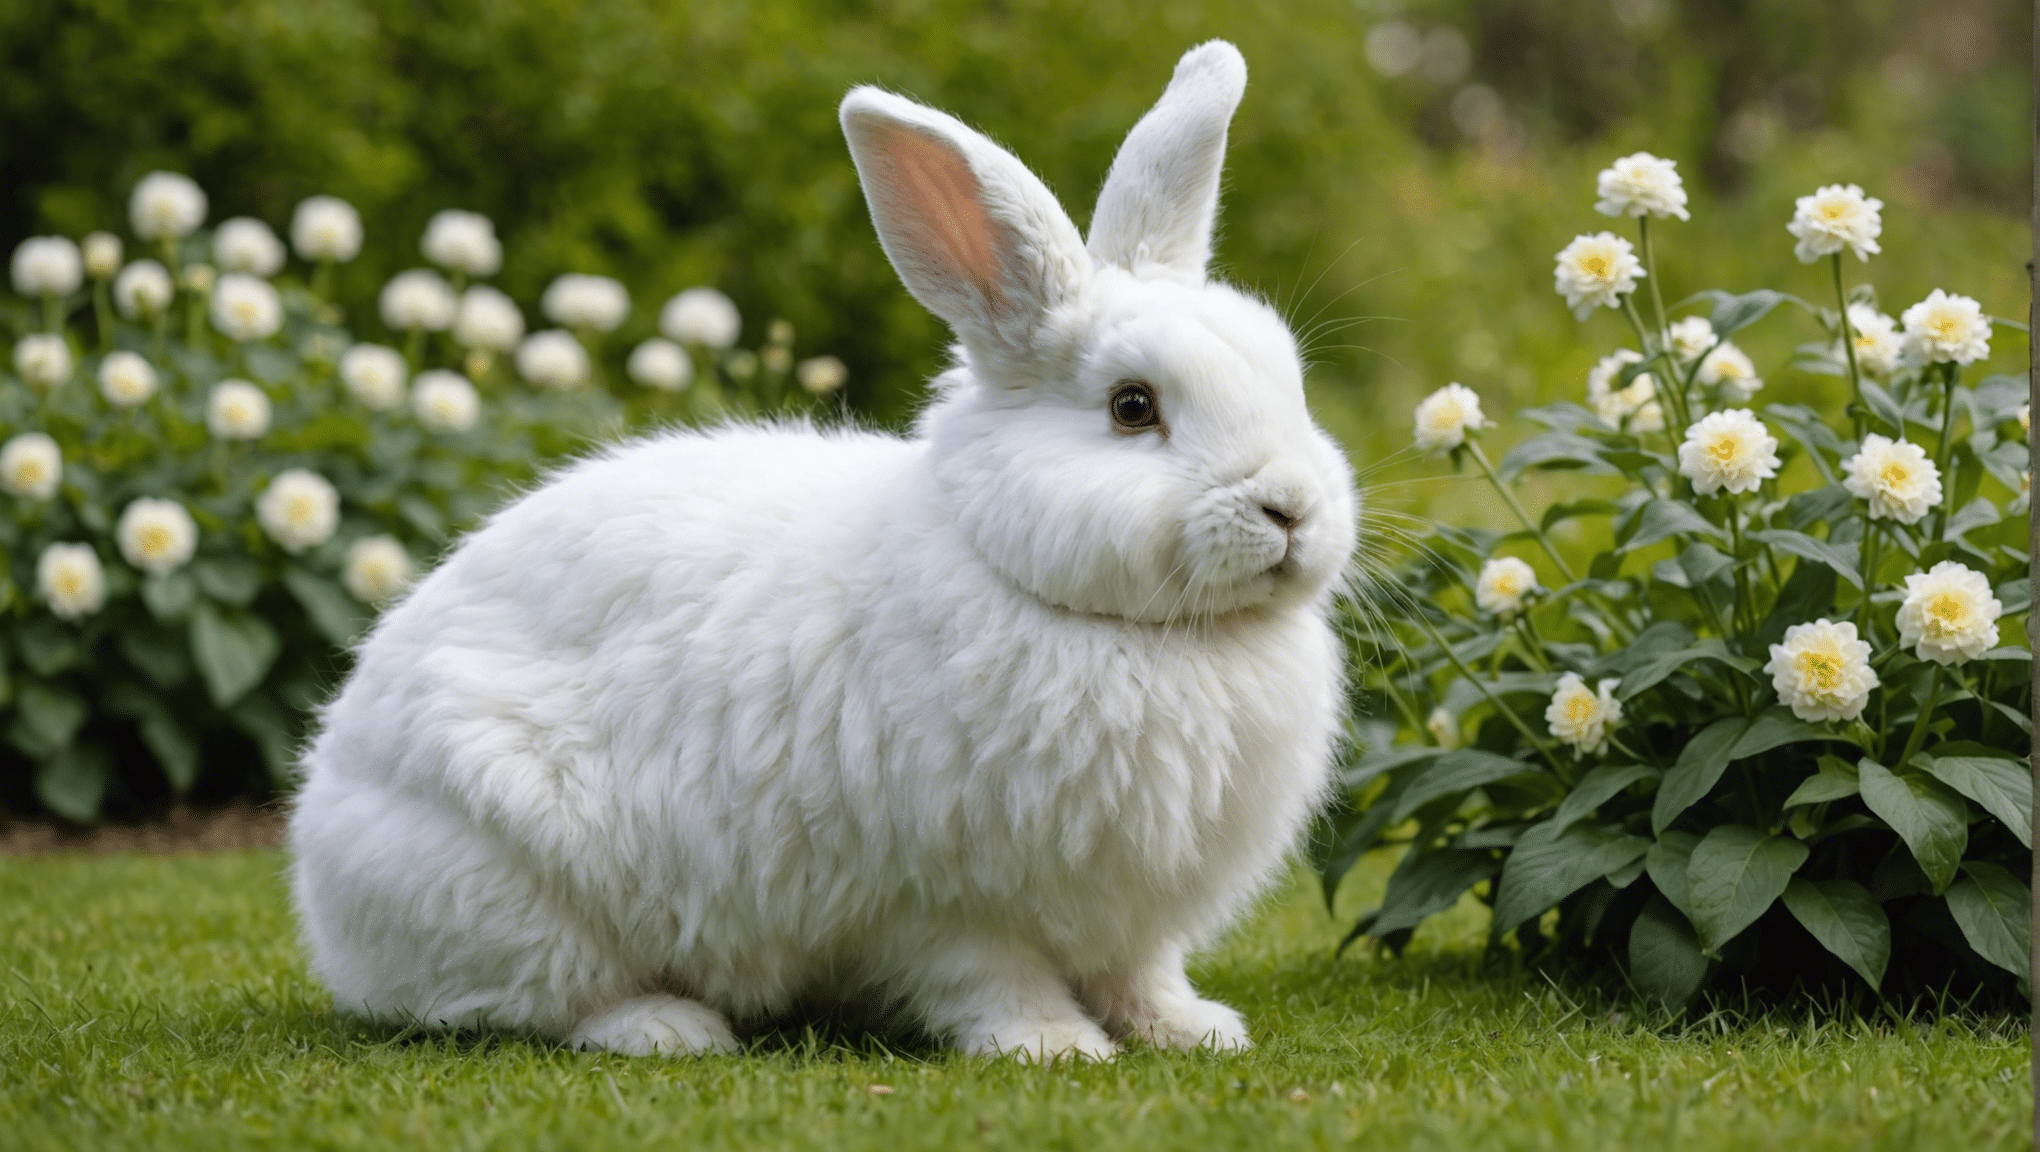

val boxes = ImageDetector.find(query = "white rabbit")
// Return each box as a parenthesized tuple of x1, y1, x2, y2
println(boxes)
(288, 40, 1356, 1062)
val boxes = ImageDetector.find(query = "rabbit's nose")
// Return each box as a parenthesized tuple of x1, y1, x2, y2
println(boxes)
(1261, 504, 1300, 532)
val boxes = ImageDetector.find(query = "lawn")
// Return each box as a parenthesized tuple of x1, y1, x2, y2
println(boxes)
(0, 847, 2027, 1151)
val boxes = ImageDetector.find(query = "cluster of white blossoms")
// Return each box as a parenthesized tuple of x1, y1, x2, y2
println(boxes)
(380, 268, 459, 332)
(116, 498, 198, 576)
(213, 217, 286, 277)
(516, 329, 591, 390)
(1474, 555, 1537, 618)
(82, 233, 122, 280)
(1841, 434, 1940, 524)
(343, 535, 414, 603)
(627, 338, 693, 391)
(454, 285, 525, 351)
(0, 433, 62, 500)
(256, 469, 340, 554)
(421, 209, 502, 277)
(1765, 620, 1878, 722)
(1411, 381, 1489, 454)
(12, 236, 83, 298)
(661, 286, 742, 348)
(37, 544, 106, 620)
(1787, 184, 1882, 263)
(207, 380, 272, 440)
(129, 172, 207, 241)
(1696, 341, 1762, 403)
(290, 196, 364, 263)
(796, 355, 849, 396)
(340, 343, 409, 410)
(1426, 706, 1460, 749)
(1896, 561, 2002, 665)
(1585, 349, 1663, 432)
(97, 350, 158, 408)
(1593, 152, 1689, 221)
(1899, 289, 1990, 367)
(1552, 232, 1644, 320)
(412, 370, 481, 433)
(1677, 408, 1780, 496)
(1842, 304, 1902, 375)
(542, 274, 630, 332)
(1546, 672, 1623, 756)
(210, 273, 283, 342)
(114, 259, 173, 319)
(13, 333, 71, 387)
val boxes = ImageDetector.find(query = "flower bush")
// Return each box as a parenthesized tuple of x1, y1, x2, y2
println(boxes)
(3, 173, 850, 822)
(1321, 154, 2032, 1007)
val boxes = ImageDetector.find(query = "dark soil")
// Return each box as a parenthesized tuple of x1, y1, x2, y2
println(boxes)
(0, 801, 287, 856)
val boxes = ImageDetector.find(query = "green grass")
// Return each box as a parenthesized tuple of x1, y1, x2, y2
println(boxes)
(0, 849, 2027, 1151)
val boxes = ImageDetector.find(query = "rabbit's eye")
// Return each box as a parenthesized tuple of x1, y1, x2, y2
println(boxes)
(1110, 382, 1162, 434)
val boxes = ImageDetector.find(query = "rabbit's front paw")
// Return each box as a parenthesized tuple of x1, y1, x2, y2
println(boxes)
(1133, 997, 1251, 1052)
(963, 1016, 1118, 1063)
(569, 994, 739, 1057)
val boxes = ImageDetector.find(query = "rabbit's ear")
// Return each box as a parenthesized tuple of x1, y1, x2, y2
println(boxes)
(1086, 41, 1246, 282)
(841, 88, 1089, 359)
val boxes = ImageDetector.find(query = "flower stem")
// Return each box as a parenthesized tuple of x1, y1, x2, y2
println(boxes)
(92, 282, 113, 351)
(1512, 615, 1552, 671)
(1895, 665, 1942, 769)
(1467, 440, 1575, 582)
(1930, 363, 1961, 540)
(1639, 215, 1672, 345)
(1854, 520, 1881, 639)
(1620, 294, 1690, 442)
(1408, 608, 1563, 774)
(1725, 494, 1753, 649)
(1832, 254, 1865, 440)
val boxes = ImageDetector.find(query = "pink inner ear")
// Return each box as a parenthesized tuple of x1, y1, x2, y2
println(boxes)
(881, 126, 1007, 308)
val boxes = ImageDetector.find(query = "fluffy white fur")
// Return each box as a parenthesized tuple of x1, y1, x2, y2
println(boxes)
(289, 40, 1357, 1062)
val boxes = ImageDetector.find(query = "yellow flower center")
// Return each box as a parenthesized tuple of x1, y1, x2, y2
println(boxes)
(1705, 433, 1743, 466)
(13, 461, 44, 486)
(1926, 591, 1967, 629)
(1928, 313, 1960, 340)
(54, 569, 83, 597)
(1564, 695, 1596, 726)
(232, 300, 260, 323)
(1795, 649, 1843, 694)
(1818, 201, 1850, 222)
(285, 494, 318, 526)
(137, 523, 173, 558)
(1492, 573, 1521, 597)
(1878, 460, 1912, 491)
(1578, 253, 1609, 278)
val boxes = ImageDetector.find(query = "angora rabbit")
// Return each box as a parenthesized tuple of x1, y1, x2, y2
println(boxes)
(289, 39, 1356, 1061)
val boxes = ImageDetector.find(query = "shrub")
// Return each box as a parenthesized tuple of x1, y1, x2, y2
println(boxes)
(1319, 158, 2033, 1007)
(2, 179, 844, 821)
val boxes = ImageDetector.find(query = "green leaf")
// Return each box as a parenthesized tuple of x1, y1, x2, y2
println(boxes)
(1748, 528, 1861, 589)
(1628, 895, 1709, 1006)
(1618, 640, 1756, 700)
(1857, 758, 1968, 894)
(1619, 499, 1726, 553)
(1389, 749, 1544, 823)
(1646, 831, 1701, 919)
(1705, 289, 1785, 338)
(397, 495, 447, 541)
(1783, 756, 1860, 808)
(1491, 822, 1650, 939)
(1652, 708, 1842, 833)
(1686, 825, 1809, 953)
(1782, 877, 1889, 988)
(35, 745, 109, 823)
(12, 681, 87, 756)
(1857, 379, 1910, 435)
(138, 709, 200, 793)
(281, 566, 369, 647)
(1549, 763, 1657, 834)
(1497, 432, 1612, 480)
(191, 555, 264, 606)
(1918, 755, 2033, 848)
(228, 691, 298, 786)
(1540, 499, 1617, 533)
(1944, 861, 2031, 977)
(14, 617, 82, 677)
(1755, 555, 1837, 652)
(140, 570, 198, 621)
(189, 603, 281, 708)
(1365, 849, 1502, 938)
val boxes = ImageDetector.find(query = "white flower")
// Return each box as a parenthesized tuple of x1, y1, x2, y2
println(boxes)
(453, 285, 525, 351)
(82, 232, 122, 280)
(1841, 434, 1941, 524)
(1546, 672, 1623, 757)
(516, 330, 590, 390)
(207, 380, 272, 440)
(1585, 349, 1663, 433)
(1900, 289, 1990, 366)
(796, 355, 849, 395)
(660, 287, 742, 348)
(343, 535, 414, 604)
(37, 544, 105, 620)
(1841, 304, 1902, 376)
(1697, 341, 1763, 404)
(1678, 408, 1780, 495)
(762, 345, 793, 374)
(257, 468, 340, 554)
(421, 210, 501, 276)
(13, 334, 71, 388)
(129, 172, 208, 241)
(379, 269, 458, 332)
(1411, 382, 1489, 454)
(1788, 184, 1882, 263)
(627, 339, 693, 391)
(114, 260, 174, 319)
(339, 343, 408, 410)
(412, 370, 480, 433)
(1426, 706, 1461, 749)
(116, 498, 198, 576)
(97, 350, 157, 409)
(11, 236, 83, 297)
(2012, 470, 2030, 516)
(1765, 620, 1878, 723)
(1553, 232, 1644, 320)
(1667, 315, 1716, 362)
(291, 196, 363, 263)
(1475, 556, 1538, 618)
(0, 433, 62, 499)
(542, 274, 630, 332)
(2020, 404, 2031, 436)
(210, 217, 284, 276)
(1594, 152, 1689, 221)
(208, 274, 282, 342)
(1897, 561, 2002, 665)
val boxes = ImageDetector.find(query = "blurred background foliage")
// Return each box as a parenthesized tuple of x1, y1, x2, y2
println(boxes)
(4, 0, 2028, 486)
